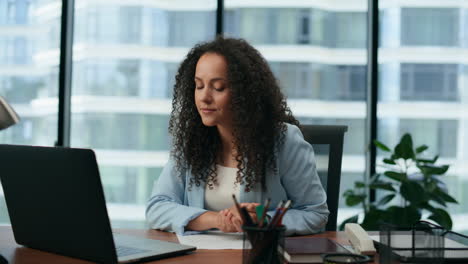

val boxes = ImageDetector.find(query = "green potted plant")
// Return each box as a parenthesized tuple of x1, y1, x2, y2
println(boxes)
(341, 133, 458, 230)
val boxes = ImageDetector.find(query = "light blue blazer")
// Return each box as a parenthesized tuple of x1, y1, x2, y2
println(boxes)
(146, 124, 329, 236)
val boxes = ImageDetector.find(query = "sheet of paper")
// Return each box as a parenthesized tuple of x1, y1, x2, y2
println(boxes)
(177, 230, 244, 249)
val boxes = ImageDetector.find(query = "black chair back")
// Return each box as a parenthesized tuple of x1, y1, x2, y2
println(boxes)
(301, 125, 348, 231)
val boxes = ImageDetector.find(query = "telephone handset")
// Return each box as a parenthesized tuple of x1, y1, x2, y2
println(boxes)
(344, 223, 376, 255)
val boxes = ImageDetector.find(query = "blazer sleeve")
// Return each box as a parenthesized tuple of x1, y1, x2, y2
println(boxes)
(276, 124, 330, 235)
(145, 157, 207, 235)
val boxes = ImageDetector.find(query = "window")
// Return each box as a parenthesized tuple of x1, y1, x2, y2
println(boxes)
(0, 0, 61, 224)
(401, 8, 459, 47)
(70, 1, 215, 227)
(379, 4, 467, 233)
(119, 6, 142, 44)
(297, 9, 310, 44)
(399, 119, 457, 158)
(168, 11, 215, 47)
(226, 3, 367, 228)
(400, 64, 458, 101)
(328, 12, 367, 48)
(321, 65, 367, 101)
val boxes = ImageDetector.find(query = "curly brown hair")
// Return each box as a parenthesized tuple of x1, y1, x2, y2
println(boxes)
(169, 36, 300, 192)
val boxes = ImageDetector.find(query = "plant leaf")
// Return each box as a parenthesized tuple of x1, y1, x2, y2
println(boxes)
(354, 181, 365, 188)
(369, 182, 396, 192)
(419, 164, 449, 175)
(434, 188, 458, 204)
(383, 158, 396, 165)
(428, 193, 447, 207)
(394, 134, 415, 160)
(346, 194, 366, 207)
(338, 215, 359, 231)
(385, 206, 421, 228)
(361, 208, 387, 230)
(418, 156, 440, 164)
(428, 208, 453, 230)
(384, 171, 407, 182)
(377, 194, 395, 206)
(417, 158, 436, 164)
(400, 181, 426, 205)
(415, 145, 428, 154)
(420, 202, 435, 212)
(426, 181, 437, 192)
(374, 140, 391, 152)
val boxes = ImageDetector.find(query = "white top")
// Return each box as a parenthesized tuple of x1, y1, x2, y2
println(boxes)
(204, 165, 240, 212)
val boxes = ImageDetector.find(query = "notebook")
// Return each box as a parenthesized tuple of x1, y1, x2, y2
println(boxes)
(0, 144, 196, 263)
(279, 237, 350, 263)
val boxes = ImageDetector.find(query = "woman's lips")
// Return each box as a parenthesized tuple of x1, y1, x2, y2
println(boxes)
(201, 108, 216, 114)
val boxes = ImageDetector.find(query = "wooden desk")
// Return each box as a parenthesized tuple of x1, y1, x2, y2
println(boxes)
(0, 226, 375, 263)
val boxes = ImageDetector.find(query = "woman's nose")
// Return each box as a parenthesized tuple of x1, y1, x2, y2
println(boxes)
(199, 88, 213, 103)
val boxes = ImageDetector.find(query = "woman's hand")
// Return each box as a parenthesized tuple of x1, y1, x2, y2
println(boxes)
(216, 209, 240, 232)
(227, 202, 260, 229)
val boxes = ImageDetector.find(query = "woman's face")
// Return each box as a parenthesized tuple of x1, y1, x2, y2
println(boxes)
(194, 52, 233, 128)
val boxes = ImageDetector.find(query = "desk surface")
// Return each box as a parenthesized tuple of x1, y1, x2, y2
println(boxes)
(0, 226, 375, 264)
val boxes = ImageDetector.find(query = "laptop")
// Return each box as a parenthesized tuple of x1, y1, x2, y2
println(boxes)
(0, 144, 196, 263)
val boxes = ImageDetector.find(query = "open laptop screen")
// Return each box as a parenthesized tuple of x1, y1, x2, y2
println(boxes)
(0, 145, 118, 263)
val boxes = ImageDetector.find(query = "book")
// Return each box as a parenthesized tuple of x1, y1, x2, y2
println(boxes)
(279, 237, 350, 263)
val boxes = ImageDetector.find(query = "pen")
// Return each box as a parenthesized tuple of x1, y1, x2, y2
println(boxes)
(258, 198, 271, 228)
(232, 194, 247, 224)
(268, 200, 284, 229)
(274, 200, 292, 226)
(255, 205, 264, 225)
(241, 207, 255, 226)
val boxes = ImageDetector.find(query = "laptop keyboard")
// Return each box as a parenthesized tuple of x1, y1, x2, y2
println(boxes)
(116, 245, 150, 257)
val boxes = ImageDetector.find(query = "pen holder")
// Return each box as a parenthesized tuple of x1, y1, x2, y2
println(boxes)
(242, 225, 285, 264)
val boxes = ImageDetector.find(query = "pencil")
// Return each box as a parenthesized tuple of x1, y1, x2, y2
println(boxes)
(258, 198, 271, 228)
(241, 207, 255, 226)
(232, 194, 247, 224)
(272, 200, 292, 227)
(268, 200, 284, 229)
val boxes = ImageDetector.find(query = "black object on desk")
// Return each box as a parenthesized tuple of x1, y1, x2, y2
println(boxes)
(242, 225, 285, 264)
(378, 220, 468, 264)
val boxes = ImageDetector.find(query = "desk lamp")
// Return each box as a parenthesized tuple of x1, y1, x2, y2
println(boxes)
(0, 96, 20, 130)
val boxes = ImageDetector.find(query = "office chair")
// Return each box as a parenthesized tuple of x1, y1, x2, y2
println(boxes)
(301, 124, 348, 231)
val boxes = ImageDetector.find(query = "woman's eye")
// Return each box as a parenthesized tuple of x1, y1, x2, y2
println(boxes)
(214, 86, 225, 92)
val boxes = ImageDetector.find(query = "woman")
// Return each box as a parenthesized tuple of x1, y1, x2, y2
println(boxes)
(146, 37, 329, 236)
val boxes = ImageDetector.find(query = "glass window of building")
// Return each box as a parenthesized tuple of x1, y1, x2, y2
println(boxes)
(0, 0, 61, 224)
(225, 1, 368, 227)
(71, 0, 216, 228)
(379, 3, 468, 233)
(400, 63, 458, 101)
(401, 8, 459, 47)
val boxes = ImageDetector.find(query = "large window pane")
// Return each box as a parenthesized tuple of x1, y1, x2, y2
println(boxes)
(225, 1, 368, 229)
(71, 1, 216, 228)
(0, 0, 61, 224)
(379, 2, 467, 233)
(401, 8, 459, 47)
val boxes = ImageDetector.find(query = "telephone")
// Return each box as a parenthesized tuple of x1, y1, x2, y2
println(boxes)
(344, 223, 376, 255)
